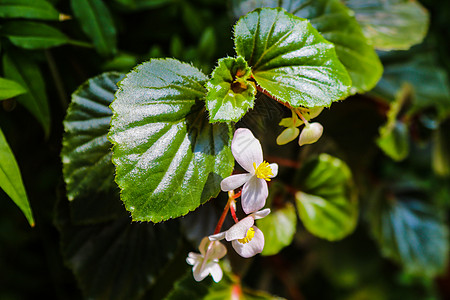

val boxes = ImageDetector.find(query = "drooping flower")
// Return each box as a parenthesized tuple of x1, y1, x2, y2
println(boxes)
(186, 237, 227, 282)
(298, 122, 323, 146)
(277, 108, 324, 146)
(209, 208, 270, 258)
(220, 129, 278, 214)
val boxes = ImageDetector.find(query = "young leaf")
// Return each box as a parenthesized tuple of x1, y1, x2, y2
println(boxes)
(369, 186, 449, 277)
(3, 51, 51, 137)
(205, 56, 256, 123)
(344, 0, 429, 50)
(1, 21, 69, 49)
(256, 202, 297, 256)
(55, 198, 181, 300)
(71, 0, 117, 57)
(62, 73, 125, 223)
(109, 59, 234, 222)
(0, 0, 60, 20)
(0, 77, 27, 100)
(0, 127, 34, 226)
(234, 8, 351, 108)
(294, 154, 358, 241)
(232, 0, 383, 94)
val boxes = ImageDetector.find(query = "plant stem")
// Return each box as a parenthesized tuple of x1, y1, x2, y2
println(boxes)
(45, 50, 68, 109)
(213, 191, 241, 234)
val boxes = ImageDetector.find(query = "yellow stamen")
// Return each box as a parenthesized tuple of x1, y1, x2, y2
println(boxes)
(253, 161, 274, 181)
(238, 227, 255, 244)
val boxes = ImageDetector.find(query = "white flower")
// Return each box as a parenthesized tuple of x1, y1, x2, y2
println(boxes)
(209, 208, 270, 258)
(220, 128, 278, 214)
(186, 237, 227, 282)
(277, 108, 324, 146)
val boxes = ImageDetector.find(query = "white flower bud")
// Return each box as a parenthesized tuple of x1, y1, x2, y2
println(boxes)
(299, 122, 323, 146)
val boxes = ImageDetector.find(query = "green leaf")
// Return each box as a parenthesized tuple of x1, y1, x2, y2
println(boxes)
(234, 8, 351, 108)
(205, 56, 256, 123)
(344, 0, 429, 50)
(257, 202, 297, 256)
(369, 186, 449, 277)
(0, 77, 27, 100)
(62, 72, 125, 223)
(1, 21, 69, 49)
(232, 0, 382, 94)
(372, 52, 450, 120)
(433, 120, 450, 177)
(55, 198, 181, 300)
(109, 58, 234, 222)
(294, 154, 358, 241)
(0, 127, 34, 226)
(71, 0, 117, 57)
(3, 51, 51, 137)
(0, 0, 60, 20)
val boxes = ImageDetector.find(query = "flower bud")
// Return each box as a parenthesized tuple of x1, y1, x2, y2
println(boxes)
(299, 122, 323, 146)
(276, 127, 300, 145)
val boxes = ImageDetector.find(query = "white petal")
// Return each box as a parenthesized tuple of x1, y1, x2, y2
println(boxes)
(299, 122, 323, 146)
(186, 252, 202, 266)
(231, 226, 264, 258)
(231, 128, 263, 173)
(208, 241, 227, 260)
(269, 163, 278, 178)
(209, 232, 226, 241)
(209, 262, 223, 283)
(224, 215, 254, 241)
(252, 208, 271, 219)
(241, 176, 268, 214)
(220, 173, 252, 191)
(193, 262, 209, 282)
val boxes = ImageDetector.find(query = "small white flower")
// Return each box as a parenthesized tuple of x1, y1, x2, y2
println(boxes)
(220, 128, 278, 214)
(209, 208, 270, 258)
(277, 108, 324, 146)
(186, 237, 227, 282)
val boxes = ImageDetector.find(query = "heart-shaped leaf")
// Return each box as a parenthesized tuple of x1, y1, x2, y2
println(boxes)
(205, 56, 256, 123)
(232, 0, 383, 94)
(234, 8, 351, 108)
(109, 58, 234, 222)
(294, 154, 358, 241)
(62, 72, 125, 223)
(344, 0, 429, 51)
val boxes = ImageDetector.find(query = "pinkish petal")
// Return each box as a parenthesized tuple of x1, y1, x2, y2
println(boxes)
(224, 215, 254, 241)
(208, 241, 227, 260)
(252, 208, 271, 219)
(241, 176, 268, 214)
(193, 261, 209, 282)
(231, 128, 263, 173)
(209, 232, 226, 241)
(231, 226, 264, 258)
(209, 262, 223, 283)
(220, 173, 252, 191)
(198, 237, 209, 256)
(269, 163, 278, 178)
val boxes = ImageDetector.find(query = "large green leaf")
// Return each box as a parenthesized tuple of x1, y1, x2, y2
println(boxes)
(55, 198, 181, 300)
(3, 51, 51, 137)
(0, 0, 60, 20)
(294, 154, 358, 241)
(71, 0, 117, 57)
(257, 202, 297, 256)
(109, 58, 234, 222)
(205, 56, 256, 123)
(369, 185, 449, 277)
(344, 0, 429, 50)
(62, 72, 125, 223)
(234, 8, 351, 108)
(0, 127, 34, 226)
(372, 52, 450, 120)
(0, 77, 26, 100)
(1, 21, 69, 49)
(232, 0, 382, 94)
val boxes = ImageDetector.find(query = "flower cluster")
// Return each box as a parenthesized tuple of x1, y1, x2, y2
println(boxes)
(186, 128, 277, 282)
(277, 108, 324, 146)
